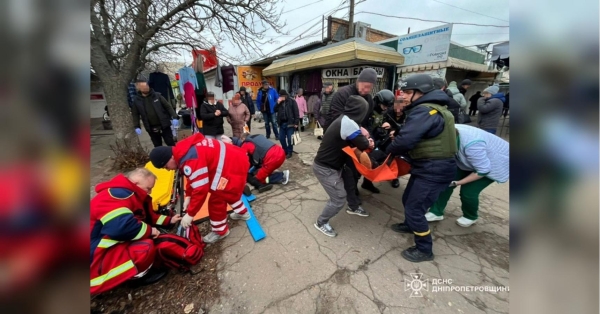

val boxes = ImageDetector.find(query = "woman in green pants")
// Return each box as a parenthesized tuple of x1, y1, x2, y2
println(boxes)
(425, 124, 509, 227)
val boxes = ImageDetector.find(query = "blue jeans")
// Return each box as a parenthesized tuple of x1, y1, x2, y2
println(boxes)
(264, 112, 279, 139)
(279, 123, 295, 154)
(484, 128, 497, 135)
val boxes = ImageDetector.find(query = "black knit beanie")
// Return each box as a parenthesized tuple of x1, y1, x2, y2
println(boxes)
(149, 146, 173, 168)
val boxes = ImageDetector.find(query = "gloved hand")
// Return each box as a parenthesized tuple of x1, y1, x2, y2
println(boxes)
(172, 119, 179, 127)
(135, 128, 142, 135)
(180, 213, 194, 229)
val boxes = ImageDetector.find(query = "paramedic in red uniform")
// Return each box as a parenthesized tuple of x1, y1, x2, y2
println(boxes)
(226, 133, 290, 192)
(149, 133, 251, 244)
(90, 168, 182, 295)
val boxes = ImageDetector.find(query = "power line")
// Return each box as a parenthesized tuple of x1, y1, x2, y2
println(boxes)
(281, 0, 325, 14)
(430, 0, 509, 23)
(258, 0, 349, 59)
(355, 11, 509, 28)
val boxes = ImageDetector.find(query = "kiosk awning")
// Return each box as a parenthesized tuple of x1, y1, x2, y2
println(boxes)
(263, 38, 405, 76)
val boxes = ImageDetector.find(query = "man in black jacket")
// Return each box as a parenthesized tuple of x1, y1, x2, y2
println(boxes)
(433, 77, 461, 123)
(200, 91, 229, 139)
(239, 86, 255, 131)
(132, 82, 180, 147)
(386, 74, 457, 263)
(313, 95, 373, 237)
(325, 68, 380, 209)
(274, 90, 300, 159)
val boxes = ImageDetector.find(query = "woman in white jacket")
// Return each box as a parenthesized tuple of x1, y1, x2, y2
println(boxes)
(425, 124, 509, 227)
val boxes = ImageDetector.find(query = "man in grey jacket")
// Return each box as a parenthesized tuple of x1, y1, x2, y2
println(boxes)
(477, 85, 505, 134)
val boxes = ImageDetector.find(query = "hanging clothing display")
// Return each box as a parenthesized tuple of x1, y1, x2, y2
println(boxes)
(183, 82, 197, 109)
(306, 71, 323, 93)
(148, 71, 176, 108)
(214, 61, 223, 88)
(220, 65, 237, 93)
(196, 72, 207, 94)
(291, 74, 300, 95)
(178, 67, 198, 96)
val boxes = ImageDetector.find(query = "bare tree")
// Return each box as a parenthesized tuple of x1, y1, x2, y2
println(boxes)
(91, 0, 284, 154)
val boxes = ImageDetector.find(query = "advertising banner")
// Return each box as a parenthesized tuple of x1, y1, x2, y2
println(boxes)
(237, 66, 276, 100)
(322, 66, 385, 79)
(397, 24, 453, 66)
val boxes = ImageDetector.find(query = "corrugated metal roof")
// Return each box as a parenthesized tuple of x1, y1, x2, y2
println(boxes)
(396, 57, 497, 74)
(263, 38, 405, 76)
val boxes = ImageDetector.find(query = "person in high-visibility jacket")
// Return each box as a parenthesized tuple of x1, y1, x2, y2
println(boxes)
(149, 133, 250, 244)
(90, 168, 181, 295)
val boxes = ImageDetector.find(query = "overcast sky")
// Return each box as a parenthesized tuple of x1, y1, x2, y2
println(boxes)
(174, 0, 509, 65)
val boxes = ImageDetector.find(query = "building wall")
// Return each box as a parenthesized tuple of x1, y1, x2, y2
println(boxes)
(448, 44, 485, 64)
(329, 17, 396, 43)
(90, 81, 107, 119)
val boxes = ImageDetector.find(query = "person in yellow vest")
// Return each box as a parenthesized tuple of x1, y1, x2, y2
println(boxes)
(386, 74, 457, 263)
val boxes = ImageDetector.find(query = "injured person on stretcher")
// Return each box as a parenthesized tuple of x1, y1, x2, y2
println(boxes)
(149, 133, 251, 245)
(90, 168, 182, 295)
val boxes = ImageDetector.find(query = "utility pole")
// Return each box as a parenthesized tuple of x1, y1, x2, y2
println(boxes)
(322, 15, 325, 41)
(348, 0, 355, 39)
(408, 27, 411, 34)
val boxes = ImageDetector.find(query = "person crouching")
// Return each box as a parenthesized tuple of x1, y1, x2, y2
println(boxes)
(225, 133, 290, 193)
(149, 133, 250, 244)
(313, 95, 373, 237)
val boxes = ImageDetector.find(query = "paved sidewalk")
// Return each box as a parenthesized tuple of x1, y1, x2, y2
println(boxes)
(209, 126, 509, 314)
(90, 119, 509, 313)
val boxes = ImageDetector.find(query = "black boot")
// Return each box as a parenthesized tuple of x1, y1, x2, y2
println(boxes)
(401, 246, 434, 263)
(361, 180, 380, 193)
(248, 175, 273, 193)
(390, 222, 412, 234)
(129, 268, 169, 287)
(390, 179, 400, 188)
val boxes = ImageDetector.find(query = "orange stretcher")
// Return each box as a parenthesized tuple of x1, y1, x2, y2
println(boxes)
(144, 162, 232, 222)
(342, 147, 411, 182)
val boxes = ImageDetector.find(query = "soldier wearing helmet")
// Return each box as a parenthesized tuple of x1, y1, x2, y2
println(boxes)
(386, 74, 457, 263)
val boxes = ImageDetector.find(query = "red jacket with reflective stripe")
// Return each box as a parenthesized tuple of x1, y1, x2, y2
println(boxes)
(172, 133, 250, 215)
(90, 174, 171, 294)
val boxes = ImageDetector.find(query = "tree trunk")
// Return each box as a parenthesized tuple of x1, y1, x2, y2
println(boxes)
(103, 75, 145, 153)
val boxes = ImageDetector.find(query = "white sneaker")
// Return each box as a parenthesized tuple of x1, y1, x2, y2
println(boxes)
(456, 216, 477, 227)
(282, 170, 290, 185)
(425, 212, 444, 222)
(230, 212, 251, 221)
(203, 230, 230, 244)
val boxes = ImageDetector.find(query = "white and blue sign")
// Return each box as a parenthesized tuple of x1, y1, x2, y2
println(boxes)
(397, 24, 453, 66)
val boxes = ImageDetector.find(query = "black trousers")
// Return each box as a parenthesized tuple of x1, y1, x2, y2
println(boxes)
(401, 175, 450, 254)
(148, 126, 175, 147)
(469, 109, 477, 116)
(247, 118, 252, 132)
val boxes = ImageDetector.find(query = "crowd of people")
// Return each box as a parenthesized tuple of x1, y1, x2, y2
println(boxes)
(90, 69, 509, 294)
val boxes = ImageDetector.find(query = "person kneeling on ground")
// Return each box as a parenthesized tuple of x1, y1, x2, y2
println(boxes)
(313, 95, 373, 237)
(149, 133, 250, 244)
(426, 124, 509, 227)
(223, 133, 290, 193)
(90, 168, 182, 295)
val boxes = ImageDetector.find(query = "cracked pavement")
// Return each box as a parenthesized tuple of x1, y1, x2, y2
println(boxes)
(90, 120, 509, 313)
(209, 128, 510, 314)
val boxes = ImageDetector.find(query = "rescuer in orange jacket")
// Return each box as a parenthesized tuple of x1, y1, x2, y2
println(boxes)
(149, 133, 251, 244)
(90, 168, 182, 295)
